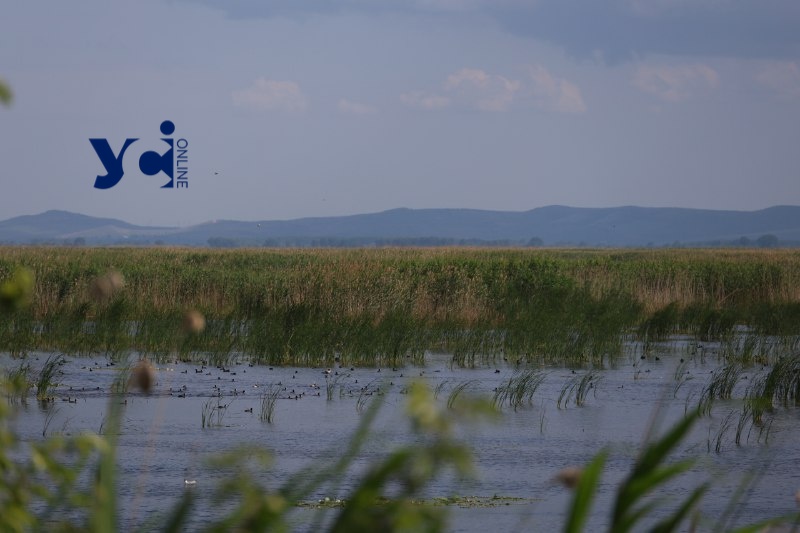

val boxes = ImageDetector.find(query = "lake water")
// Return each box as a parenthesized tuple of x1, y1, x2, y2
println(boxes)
(3, 339, 799, 531)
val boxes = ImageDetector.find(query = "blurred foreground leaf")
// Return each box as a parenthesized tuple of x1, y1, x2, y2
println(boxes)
(0, 268, 34, 312)
(0, 78, 11, 106)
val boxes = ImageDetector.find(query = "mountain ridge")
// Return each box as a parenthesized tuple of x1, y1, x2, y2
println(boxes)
(0, 206, 798, 247)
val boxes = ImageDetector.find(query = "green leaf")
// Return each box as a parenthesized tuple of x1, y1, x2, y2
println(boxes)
(563, 450, 606, 533)
(634, 411, 698, 478)
(160, 492, 194, 533)
(729, 513, 800, 533)
(651, 484, 707, 533)
(612, 412, 699, 532)
(0, 78, 11, 106)
(620, 460, 695, 504)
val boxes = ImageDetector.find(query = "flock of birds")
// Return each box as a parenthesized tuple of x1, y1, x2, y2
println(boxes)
(58, 358, 445, 407)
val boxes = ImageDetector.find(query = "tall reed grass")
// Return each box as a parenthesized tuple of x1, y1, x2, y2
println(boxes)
(260, 383, 281, 423)
(1, 247, 799, 366)
(35, 353, 63, 401)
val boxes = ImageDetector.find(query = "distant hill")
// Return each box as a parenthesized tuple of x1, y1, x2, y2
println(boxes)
(0, 206, 798, 247)
(0, 210, 176, 244)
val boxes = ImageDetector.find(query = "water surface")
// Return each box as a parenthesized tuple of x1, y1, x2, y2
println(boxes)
(3, 340, 799, 531)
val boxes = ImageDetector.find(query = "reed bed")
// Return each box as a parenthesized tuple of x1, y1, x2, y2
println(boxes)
(693, 352, 800, 449)
(1, 247, 799, 366)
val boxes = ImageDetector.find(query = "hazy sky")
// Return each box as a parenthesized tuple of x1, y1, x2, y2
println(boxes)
(1, 0, 799, 226)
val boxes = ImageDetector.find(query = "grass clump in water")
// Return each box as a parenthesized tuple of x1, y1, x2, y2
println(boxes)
(260, 383, 281, 423)
(558, 370, 601, 409)
(5, 361, 32, 404)
(492, 370, 546, 411)
(697, 363, 744, 415)
(35, 353, 64, 402)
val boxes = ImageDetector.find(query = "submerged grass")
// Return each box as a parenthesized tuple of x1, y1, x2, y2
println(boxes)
(5, 361, 31, 404)
(201, 397, 232, 428)
(695, 352, 800, 450)
(259, 383, 281, 423)
(446, 380, 478, 410)
(1, 247, 799, 366)
(558, 371, 601, 409)
(492, 370, 546, 411)
(35, 353, 63, 401)
(697, 364, 744, 415)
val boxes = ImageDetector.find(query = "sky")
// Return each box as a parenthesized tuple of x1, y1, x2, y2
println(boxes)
(1, 0, 799, 227)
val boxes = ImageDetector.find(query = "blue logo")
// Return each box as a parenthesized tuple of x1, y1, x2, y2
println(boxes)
(90, 120, 189, 189)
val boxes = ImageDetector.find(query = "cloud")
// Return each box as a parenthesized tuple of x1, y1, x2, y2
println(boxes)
(401, 68, 520, 112)
(488, 1, 800, 62)
(403, 66, 582, 113)
(443, 68, 520, 111)
(184, 1, 800, 62)
(232, 78, 307, 111)
(338, 99, 377, 114)
(756, 61, 800, 99)
(633, 64, 718, 102)
(400, 91, 451, 110)
(527, 65, 586, 113)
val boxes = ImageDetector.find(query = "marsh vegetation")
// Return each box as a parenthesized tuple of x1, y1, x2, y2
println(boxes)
(1, 247, 798, 367)
(1, 246, 800, 531)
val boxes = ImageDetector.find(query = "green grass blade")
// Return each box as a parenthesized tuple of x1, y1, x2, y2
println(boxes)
(160, 492, 194, 533)
(729, 513, 800, 533)
(0, 79, 11, 106)
(634, 411, 698, 477)
(563, 450, 606, 533)
(612, 412, 699, 531)
(620, 459, 695, 505)
(651, 484, 708, 533)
